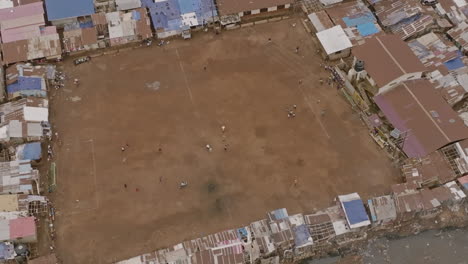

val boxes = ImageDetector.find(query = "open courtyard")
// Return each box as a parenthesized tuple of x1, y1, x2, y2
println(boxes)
(50, 18, 399, 263)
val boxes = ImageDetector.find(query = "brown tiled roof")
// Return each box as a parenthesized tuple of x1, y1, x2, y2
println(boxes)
(352, 34, 426, 88)
(216, 0, 293, 16)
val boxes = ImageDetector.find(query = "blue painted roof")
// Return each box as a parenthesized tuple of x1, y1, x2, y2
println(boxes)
(45, 0, 95, 21)
(294, 224, 312, 247)
(0, 243, 13, 260)
(357, 22, 379, 37)
(21, 142, 42, 160)
(143, 0, 216, 32)
(342, 199, 369, 225)
(269, 208, 288, 221)
(132, 10, 141, 20)
(7, 76, 42, 94)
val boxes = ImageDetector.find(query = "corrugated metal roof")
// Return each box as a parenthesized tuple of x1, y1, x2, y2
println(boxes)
(0, 2, 42, 21)
(352, 34, 426, 88)
(144, 0, 217, 33)
(373, 0, 422, 27)
(7, 76, 42, 93)
(23, 106, 48, 122)
(0, 195, 18, 212)
(293, 224, 313, 247)
(308, 11, 334, 32)
(374, 79, 468, 158)
(9, 216, 35, 239)
(45, 0, 95, 21)
(0, 220, 9, 241)
(26, 123, 42, 137)
(367, 195, 396, 222)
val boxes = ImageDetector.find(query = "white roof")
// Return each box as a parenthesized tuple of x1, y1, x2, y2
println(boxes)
(316, 25, 353, 55)
(319, 0, 343, 6)
(8, 120, 22, 138)
(0, 0, 13, 10)
(116, 0, 141, 10)
(331, 220, 349, 235)
(23, 106, 48, 122)
(27, 123, 42, 137)
(0, 219, 9, 241)
(181, 12, 199, 27)
(0, 126, 8, 140)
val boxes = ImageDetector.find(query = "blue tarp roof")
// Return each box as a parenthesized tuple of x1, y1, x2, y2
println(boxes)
(294, 224, 312, 247)
(342, 199, 369, 225)
(20, 142, 42, 160)
(45, 0, 95, 21)
(343, 12, 376, 27)
(357, 22, 379, 37)
(7, 76, 42, 94)
(445, 52, 465, 71)
(237, 227, 248, 239)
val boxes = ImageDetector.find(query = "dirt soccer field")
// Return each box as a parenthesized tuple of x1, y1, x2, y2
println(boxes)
(50, 18, 399, 263)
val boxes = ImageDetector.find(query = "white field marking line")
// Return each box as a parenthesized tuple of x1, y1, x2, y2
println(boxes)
(175, 48, 195, 105)
(246, 27, 330, 139)
(57, 139, 100, 216)
(298, 85, 331, 139)
(376, 36, 407, 75)
(86, 138, 100, 210)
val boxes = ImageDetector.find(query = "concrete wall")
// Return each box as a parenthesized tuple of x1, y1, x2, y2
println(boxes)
(327, 48, 351, 61)
(238, 4, 291, 17)
(157, 30, 180, 39)
(51, 17, 78, 27)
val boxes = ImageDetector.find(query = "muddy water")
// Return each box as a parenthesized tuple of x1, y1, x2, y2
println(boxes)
(362, 228, 468, 264)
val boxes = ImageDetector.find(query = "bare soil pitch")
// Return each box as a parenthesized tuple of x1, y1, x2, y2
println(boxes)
(49, 18, 399, 263)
